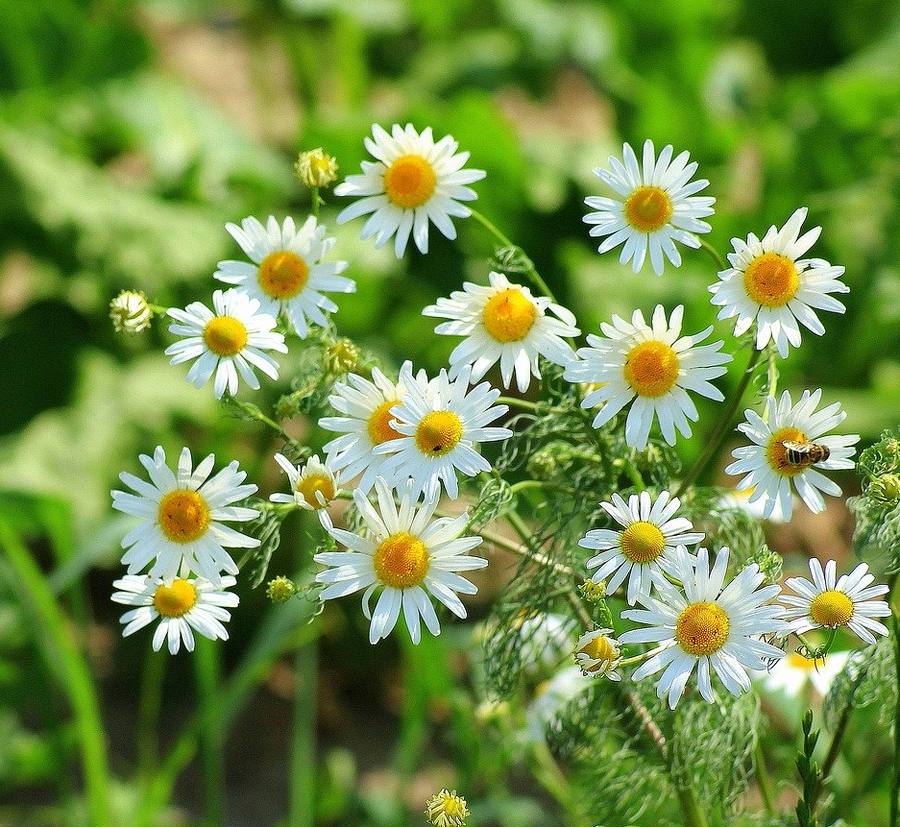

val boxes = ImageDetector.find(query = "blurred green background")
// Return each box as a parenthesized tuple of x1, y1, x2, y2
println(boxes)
(1, 0, 898, 825)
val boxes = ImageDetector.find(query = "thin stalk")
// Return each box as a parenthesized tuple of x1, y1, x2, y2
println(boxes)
(137, 643, 166, 779)
(754, 738, 777, 815)
(194, 637, 225, 826)
(675, 346, 763, 497)
(890, 574, 900, 826)
(497, 395, 567, 415)
(698, 238, 727, 271)
(289, 642, 317, 827)
(310, 185, 321, 219)
(672, 705, 709, 827)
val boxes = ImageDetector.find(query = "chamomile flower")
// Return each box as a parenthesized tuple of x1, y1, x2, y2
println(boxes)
(564, 305, 732, 449)
(719, 485, 793, 524)
(375, 363, 512, 500)
(422, 271, 579, 392)
(335, 123, 485, 258)
(426, 789, 470, 827)
(580, 490, 704, 605)
(165, 289, 287, 399)
(214, 215, 354, 337)
(757, 650, 850, 698)
(709, 208, 849, 357)
(111, 574, 239, 655)
(112, 446, 260, 585)
(269, 453, 338, 511)
(316, 480, 488, 644)
(621, 547, 788, 708)
(584, 139, 715, 275)
(318, 364, 418, 494)
(574, 627, 622, 680)
(781, 559, 890, 645)
(725, 389, 859, 521)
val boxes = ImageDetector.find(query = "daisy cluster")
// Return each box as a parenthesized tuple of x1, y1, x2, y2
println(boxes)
(109, 123, 881, 721)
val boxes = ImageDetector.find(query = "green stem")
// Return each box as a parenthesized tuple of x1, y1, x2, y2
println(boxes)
(137, 643, 166, 779)
(890, 575, 900, 826)
(290, 642, 317, 826)
(672, 706, 709, 827)
(194, 637, 225, 826)
(754, 739, 777, 815)
(310, 186, 321, 219)
(675, 346, 763, 497)
(497, 395, 567, 415)
(698, 237, 727, 271)
(0, 523, 111, 827)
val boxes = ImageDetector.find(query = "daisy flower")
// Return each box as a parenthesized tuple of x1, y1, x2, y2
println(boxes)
(214, 215, 354, 337)
(111, 574, 239, 655)
(165, 289, 287, 399)
(583, 139, 715, 275)
(725, 389, 859, 521)
(564, 305, 732, 449)
(316, 480, 487, 644)
(781, 559, 890, 645)
(580, 490, 704, 605)
(422, 270, 579, 392)
(709, 207, 849, 357)
(620, 547, 788, 708)
(574, 627, 622, 680)
(719, 485, 793, 524)
(269, 453, 338, 511)
(375, 363, 512, 500)
(756, 650, 850, 698)
(112, 446, 260, 585)
(318, 364, 418, 494)
(335, 123, 485, 258)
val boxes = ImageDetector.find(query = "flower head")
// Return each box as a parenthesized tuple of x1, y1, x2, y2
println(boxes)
(726, 389, 859, 521)
(269, 453, 338, 511)
(111, 574, 239, 654)
(423, 271, 579, 392)
(215, 215, 354, 337)
(425, 789, 470, 827)
(565, 305, 731, 449)
(335, 124, 485, 258)
(574, 627, 622, 680)
(110, 290, 152, 333)
(266, 575, 297, 603)
(584, 139, 714, 275)
(709, 208, 849, 357)
(294, 148, 338, 188)
(756, 650, 850, 698)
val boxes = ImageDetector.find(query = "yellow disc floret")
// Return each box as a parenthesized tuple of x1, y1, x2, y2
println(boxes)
(203, 316, 248, 357)
(676, 602, 730, 656)
(415, 411, 463, 456)
(620, 521, 667, 563)
(295, 473, 335, 509)
(257, 250, 310, 299)
(367, 400, 404, 445)
(425, 788, 470, 827)
(373, 532, 430, 589)
(809, 590, 854, 627)
(482, 288, 537, 342)
(624, 340, 680, 397)
(157, 490, 210, 543)
(743, 252, 800, 307)
(767, 426, 807, 476)
(153, 578, 198, 618)
(383, 154, 437, 209)
(624, 185, 673, 233)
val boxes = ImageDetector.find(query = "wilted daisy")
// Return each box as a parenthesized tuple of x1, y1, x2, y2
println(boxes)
(584, 139, 715, 275)
(375, 363, 512, 500)
(709, 208, 849, 357)
(425, 789, 470, 827)
(515, 611, 575, 675)
(580, 490, 704, 605)
(524, 666, 588, 742)
(269, 453, 338, 511)
(319, 364, 418, 494)
(111, 574, 239, 655)
(165, 289, 287, 399)
(621, 547, 787, 708)
(335, 123, 485, 257)
(316, 480, 487, 644)
(726, 389, 859, 521)
(756, 650, 850, 698)
(574, 627, 622, 680)
(564, 305, 731, 449)
(781, 559, 890, 645)
(422, 270, 579, 392)
(112, 446, 260, 584)
(214, 215, 354, 337)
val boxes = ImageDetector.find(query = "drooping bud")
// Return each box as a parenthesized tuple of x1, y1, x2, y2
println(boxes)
(109, 290, 152, 333)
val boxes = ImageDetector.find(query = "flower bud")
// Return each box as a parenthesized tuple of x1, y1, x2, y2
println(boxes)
(294, 148, 338, 189)
(266, 576, 297, 603)
(109, 290, 152, 333)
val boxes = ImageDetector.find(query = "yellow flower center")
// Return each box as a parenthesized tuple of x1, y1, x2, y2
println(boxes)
(620, 521, 666, 563)
(676, 602, 730, 657)
(295, 472, 335, 509)
(787, 652, 825, 671)
(767, 426, 807, 477)
(257, 250, 310, 299)
(623, 340, 680, 397)
(157, 490, 210, 543)
(367, 400, 404, 445)
(153, 578, 198, 618)
(373, 532, 430, 589)
(415, 411, 463, 456)
(624, 185, 673, 233)
(809, 590, 854, 627)
(743, 252, 800, 308)
(203, 316, 248, 357)
(383, 154, 437, 209)
(578, 634, 619, 671)
(482, 288, 537, 342)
